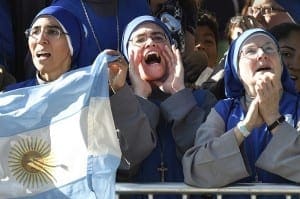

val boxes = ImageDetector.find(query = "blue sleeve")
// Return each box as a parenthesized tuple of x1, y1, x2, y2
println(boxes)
(214, 98, 234, 122)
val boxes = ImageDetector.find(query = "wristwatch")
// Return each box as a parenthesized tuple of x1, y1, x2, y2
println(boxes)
(237, 121, 250, 138)
(267, 115, 285, 131)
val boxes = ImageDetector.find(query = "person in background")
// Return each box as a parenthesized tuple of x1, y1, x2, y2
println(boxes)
(193, 10, 219, 89)
(201, 15, 263, 100)
(241, 0, 253, 16)
(183, 28, 300, 199)
(246, 0, 299, 29)
(270, 23, 300, 93)
(149, 0, 198, 55)
(121, 15, 216, 199)
(225, 15, 263, 44)
(200, 0, 245, 38)
(5, 5, 155, 180)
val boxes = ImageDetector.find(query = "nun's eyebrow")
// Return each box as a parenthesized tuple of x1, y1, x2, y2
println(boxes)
(264, 41, 275, 45)
(31, 25, 62, 29)
(134, 31, 165, 37)
(244, 41, 276, 48)
(47, 25, 62, 29)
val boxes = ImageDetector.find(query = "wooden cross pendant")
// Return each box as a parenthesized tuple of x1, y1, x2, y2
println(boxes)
(157, 162, 168, 182)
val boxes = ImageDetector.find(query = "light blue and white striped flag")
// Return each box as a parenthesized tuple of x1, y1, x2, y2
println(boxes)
(0, 52, 121, 199)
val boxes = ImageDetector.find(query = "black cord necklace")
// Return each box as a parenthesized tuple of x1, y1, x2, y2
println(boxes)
(80, 0, 120, 52)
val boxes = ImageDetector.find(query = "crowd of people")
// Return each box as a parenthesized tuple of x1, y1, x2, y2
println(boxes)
(1, 0, 300, 198)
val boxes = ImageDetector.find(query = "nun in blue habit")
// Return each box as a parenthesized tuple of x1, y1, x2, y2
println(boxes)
(5, 7, 159, 195)
(5, 5, 85, 91)
(120, 15, 217, 199)
(183, 28, 300, 199)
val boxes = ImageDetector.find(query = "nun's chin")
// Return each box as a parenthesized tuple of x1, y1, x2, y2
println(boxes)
(140, 64, 167, 81)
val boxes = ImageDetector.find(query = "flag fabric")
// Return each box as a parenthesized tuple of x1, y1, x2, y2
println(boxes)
(0, 52, 121, 199)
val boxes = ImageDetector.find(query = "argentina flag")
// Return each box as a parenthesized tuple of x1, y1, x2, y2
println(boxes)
(0, 52, 121, 198)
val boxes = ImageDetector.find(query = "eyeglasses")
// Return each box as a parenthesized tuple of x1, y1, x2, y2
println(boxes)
(240, 43, 278, 59)
(230, 16, 256, 24)
(247, 6, 286, 16)
(129, 32, 167, 47)
(25, 26, 68, 40)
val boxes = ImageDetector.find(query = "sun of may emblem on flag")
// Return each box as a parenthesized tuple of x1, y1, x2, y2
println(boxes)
(8, 137, 60, 189)
(0, 52, 121, 198)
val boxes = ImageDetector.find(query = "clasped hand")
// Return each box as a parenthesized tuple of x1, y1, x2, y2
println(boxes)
(243, 72, 282, 132)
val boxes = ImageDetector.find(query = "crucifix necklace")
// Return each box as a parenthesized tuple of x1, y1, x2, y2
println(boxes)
(157, 134, 168, 182)
(80, 0, 120, 52)
(157, 159, 168, 182)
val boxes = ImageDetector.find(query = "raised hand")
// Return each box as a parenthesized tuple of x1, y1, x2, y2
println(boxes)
(128, 49, 152, 98)
(255, 72, 282, 125)
(244, 97, 264, 132)
(154, 45, 185, 94)
(105, 49, 128, 93)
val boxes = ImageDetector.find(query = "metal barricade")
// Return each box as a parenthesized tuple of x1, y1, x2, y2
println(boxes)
(116, 182, 300, 199)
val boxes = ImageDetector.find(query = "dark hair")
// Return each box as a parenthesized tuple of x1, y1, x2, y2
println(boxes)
(269, 22, 300, 41)
(241, 0, 253, 15)
(225, 15, 263, 44)
(197, 10, 219, 45)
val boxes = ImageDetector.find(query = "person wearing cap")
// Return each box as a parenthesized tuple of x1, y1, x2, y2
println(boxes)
(120, 15, 216, 196)
(5, 5, 155, 179)
(183, 28, 300, 198)
(247, 0, 300, 30)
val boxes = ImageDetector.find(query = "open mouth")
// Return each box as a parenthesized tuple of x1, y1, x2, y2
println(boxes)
(256, 66, 271, 72)
(144, 52, 161, 65)
(36, 52, 51, 58)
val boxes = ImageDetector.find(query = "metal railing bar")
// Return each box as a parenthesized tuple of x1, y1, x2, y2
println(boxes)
(116, 182, 300, 195)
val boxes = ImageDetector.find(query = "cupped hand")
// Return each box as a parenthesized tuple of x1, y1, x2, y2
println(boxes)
(153, 45, 185, 94)
(128, 50, 152, 98)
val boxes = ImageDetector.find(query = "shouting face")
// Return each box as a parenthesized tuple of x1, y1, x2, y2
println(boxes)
(28, 16, 71, 81)
(128, 22, 171, 81)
